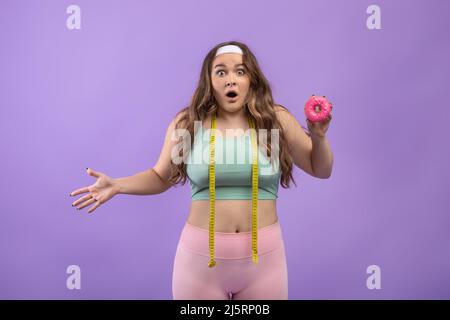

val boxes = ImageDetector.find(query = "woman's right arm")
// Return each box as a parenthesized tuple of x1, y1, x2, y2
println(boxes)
(113, 168, 172, 195)
(113, 112, 185, 196)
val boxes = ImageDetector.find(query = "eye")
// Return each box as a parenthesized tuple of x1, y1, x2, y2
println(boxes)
(216, 69, 246, 76)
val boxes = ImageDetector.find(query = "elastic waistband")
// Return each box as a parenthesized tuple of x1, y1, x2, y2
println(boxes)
(178, 221, 284, 260)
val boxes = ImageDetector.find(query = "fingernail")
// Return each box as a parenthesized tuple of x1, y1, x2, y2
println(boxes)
(86, 167, 89, 171)
(69, 193, 72, 197)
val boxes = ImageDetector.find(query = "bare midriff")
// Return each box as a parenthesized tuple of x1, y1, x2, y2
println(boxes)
(187, 199, 278, 233)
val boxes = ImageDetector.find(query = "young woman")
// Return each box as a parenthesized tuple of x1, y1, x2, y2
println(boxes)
(69, 41, 333, 300)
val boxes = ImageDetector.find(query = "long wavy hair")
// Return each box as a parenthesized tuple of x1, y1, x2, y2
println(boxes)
(169, 40, 302, 189)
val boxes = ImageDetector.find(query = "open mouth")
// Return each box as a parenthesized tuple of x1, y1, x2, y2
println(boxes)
(225, 91, 238, 100)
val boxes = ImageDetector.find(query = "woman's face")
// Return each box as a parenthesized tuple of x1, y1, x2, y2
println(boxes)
(211, 53, 250, 114)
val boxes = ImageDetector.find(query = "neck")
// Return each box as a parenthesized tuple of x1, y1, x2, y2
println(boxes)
(216, 107, 247, 124)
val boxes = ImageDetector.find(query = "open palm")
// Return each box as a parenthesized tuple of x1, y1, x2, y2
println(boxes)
(70, 168, 118, 214)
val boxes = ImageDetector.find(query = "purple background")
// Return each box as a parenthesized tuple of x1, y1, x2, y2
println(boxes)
(1, 0, 449, 299)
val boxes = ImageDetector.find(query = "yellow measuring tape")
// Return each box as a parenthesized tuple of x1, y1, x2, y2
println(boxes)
(208, 111, 259, 268)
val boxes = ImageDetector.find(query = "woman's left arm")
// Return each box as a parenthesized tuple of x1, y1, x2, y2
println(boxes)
(309, 134, 333, 179)
(306, 112, 333, 179)
(275, 105, 333, 179)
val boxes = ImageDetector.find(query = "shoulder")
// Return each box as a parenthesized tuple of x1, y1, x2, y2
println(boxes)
(274, 104, 286, 112)
(273, 104, 295, 128)
(172, 107, 189, 128)
(274, 104, 293, 117)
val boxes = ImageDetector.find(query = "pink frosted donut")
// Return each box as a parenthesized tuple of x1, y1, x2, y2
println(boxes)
(304, 95, 332, 122)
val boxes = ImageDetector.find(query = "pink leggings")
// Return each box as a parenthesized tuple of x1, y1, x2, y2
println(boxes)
(172, 220, 288, 300)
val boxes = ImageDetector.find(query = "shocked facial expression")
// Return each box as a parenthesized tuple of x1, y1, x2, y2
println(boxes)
(211, 53, 250, 113)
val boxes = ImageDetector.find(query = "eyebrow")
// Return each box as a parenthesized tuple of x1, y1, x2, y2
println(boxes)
(214, 63, 245, 69)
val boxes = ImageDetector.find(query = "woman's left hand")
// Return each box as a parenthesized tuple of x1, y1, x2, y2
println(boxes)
(306, 111, 333, 139)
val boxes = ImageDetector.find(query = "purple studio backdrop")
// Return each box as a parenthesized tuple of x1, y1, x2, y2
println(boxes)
(1, 0, 449, 299)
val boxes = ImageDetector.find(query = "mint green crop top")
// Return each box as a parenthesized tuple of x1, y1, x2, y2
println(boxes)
(186, 126, 281, 200)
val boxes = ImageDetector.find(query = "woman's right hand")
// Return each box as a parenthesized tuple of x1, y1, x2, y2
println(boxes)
(70, 168, 119, 214)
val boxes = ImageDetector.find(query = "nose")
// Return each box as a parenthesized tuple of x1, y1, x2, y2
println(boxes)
(226, 79, 236, 87)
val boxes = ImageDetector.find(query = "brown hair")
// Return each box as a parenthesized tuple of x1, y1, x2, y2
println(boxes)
(169, 40, 297, 189)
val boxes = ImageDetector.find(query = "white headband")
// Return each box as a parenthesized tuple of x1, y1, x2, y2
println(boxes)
(215, 44, 243, 56)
